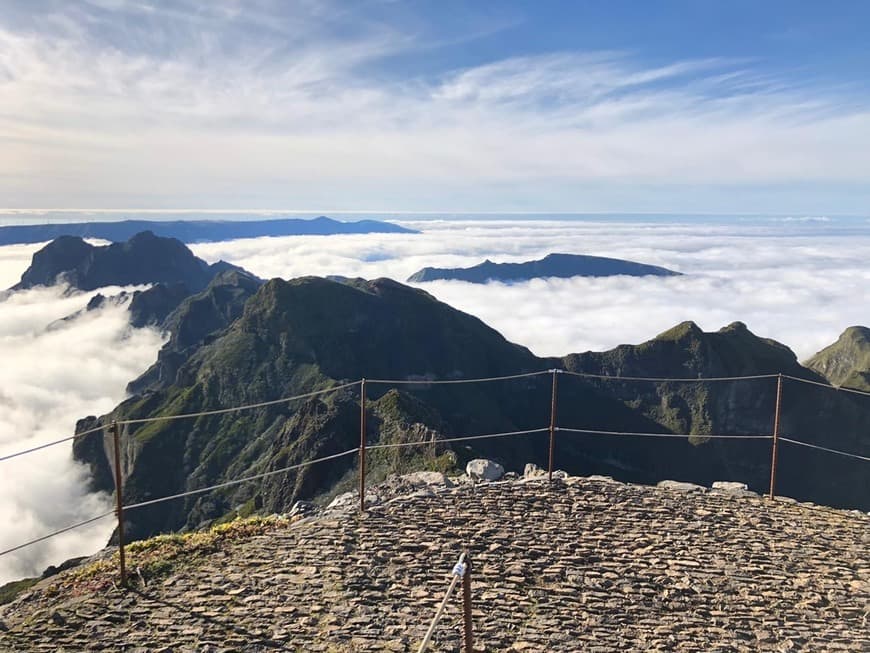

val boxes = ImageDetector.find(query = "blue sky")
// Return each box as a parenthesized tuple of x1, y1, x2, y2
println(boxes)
(0, 0, 868, 213)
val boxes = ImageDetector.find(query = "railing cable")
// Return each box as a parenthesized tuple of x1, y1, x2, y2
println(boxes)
(781, 374, 870, 399)
(0, 511, 115, 558)
(366, 427, 548, 451)
(123, 448, 359, 511)
(557, 427, 772, 439)
(0, 423, 110, 463)
(779, 437, 870, 462)
(561, 370, 780, 383)
(0, 382, 362, 463)
(367, 370, 550, 386)
(122, 380, 362, 426)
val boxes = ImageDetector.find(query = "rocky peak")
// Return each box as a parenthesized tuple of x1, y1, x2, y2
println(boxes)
(805, 325, 870, 391)
(570, 320, 803, 380)
(12, 231, 241, 293)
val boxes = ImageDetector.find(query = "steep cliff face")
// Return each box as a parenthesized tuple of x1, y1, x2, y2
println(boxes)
(562, 321, 869, 508)
(805, 326, 870, 391)
(127, 269, 264, 395)
(563, 321, 809, 436)
(72, 278, 870, 542)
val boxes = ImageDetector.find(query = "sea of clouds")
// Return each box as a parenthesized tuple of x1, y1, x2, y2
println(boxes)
(0, 216, 868, 584)
(0, 245, 165, 584)
(193, 217, 870, 360)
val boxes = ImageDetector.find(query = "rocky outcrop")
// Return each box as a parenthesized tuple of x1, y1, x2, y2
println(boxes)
(806, 326, 870, 391)
(125, 268, 264, 395)
(1, 475, 867, 651)
(11, 231, 240, 292)
(466, 458, 505, 481)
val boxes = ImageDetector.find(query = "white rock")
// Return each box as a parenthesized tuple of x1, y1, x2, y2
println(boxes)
(712, 481, 749, 492)
(523, 463, 545, 478)
(657, 480, 706, 493)
(326, 491, 356, 510)
(289, 500, 316, 516)
(465, 459, 505, 482)
(400, 471, 453, 487)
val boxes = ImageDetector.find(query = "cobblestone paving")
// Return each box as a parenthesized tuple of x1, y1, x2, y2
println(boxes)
(1, 475, 868, 651)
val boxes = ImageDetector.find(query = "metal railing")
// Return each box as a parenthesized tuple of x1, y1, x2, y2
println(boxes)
(1, 368, 868, 590)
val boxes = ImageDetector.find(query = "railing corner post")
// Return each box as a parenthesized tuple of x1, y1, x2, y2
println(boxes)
(359, 378, 367, 514)
(111, 419, 127, 588)
(548, 369, 559, 482)
(768, 373, 783, 500)
(462, 550, 474, 653)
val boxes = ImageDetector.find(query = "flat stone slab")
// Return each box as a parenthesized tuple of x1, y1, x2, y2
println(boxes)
(399, 471, 452, 487)
(2, 477, 868, 652)
(657, 479, 707, 492)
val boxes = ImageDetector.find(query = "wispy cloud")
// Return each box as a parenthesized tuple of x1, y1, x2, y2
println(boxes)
(0, 1, 868, 210)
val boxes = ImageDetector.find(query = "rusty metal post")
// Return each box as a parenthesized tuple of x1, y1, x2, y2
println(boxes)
(462, 552, 474, 653)
(548, 369, 559, 482)
(768, 373, 783, 500)
(111, 420, 127, 587)
(359, 379, 367, 513)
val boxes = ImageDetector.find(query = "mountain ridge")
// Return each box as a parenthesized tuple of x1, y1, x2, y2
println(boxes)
(805, 326, 870, 391)
(70, 276, 870, 545)
(0, 216, 416, 246)
(407, 252, 680, 283)
(11, 231, 241, 293)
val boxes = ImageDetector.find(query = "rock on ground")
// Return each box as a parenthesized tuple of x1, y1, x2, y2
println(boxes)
(465, 458, 505, 481)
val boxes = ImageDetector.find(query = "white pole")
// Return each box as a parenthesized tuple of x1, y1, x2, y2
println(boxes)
(417, 552, 467, 652)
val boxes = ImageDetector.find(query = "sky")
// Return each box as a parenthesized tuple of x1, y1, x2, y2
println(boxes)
(1, 0, 869, 213)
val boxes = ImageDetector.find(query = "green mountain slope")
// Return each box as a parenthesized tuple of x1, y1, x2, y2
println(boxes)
(72, 278, 870, 542)
(805, 326, 870, 391)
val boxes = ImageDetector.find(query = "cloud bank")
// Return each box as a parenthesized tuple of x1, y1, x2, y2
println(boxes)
(0, 286, 164, 584)
(190, 217, 870, 360)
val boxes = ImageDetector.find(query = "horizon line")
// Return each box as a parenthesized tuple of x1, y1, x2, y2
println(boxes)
(0, 209, 865, 218)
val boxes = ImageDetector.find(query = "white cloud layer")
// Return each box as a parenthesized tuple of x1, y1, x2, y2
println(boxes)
(0, 286, 164, 584)
(191, 218, 870, 360)
(0, 243, 44, 289)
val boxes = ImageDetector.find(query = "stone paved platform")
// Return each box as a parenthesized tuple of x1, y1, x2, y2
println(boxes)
(1, 475, 868, 651)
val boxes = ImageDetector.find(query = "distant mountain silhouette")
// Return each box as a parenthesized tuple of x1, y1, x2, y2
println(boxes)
(12, 231, 242, 292)
(0, 216, 416, 245)
(407, 253, 680, 283)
